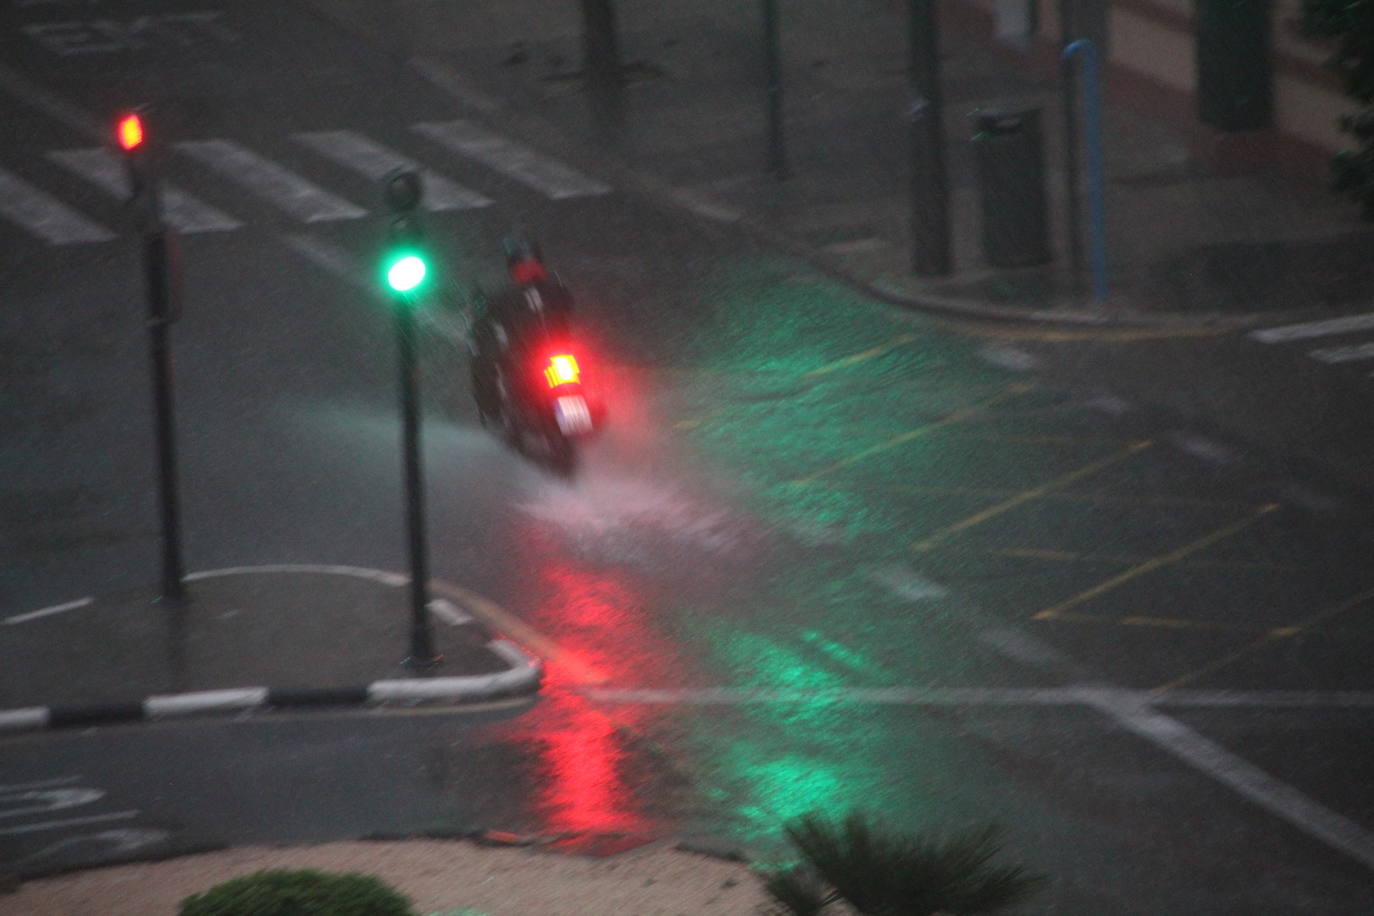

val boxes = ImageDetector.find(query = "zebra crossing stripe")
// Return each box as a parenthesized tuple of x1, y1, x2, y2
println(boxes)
(1309, 341, 1374, 365)
(1250, 312, 1374, 344)
(0, 166, 114, 243)
(292, 130, 491, 212)
(175, 139, 367, 223)
(412, 120, 610, 200)
(47, 148, 241, 234)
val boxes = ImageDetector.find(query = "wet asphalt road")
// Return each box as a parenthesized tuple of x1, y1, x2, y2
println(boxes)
(3, 2, 1374, 911)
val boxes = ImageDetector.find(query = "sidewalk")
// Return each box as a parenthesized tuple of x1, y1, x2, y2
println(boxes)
(0, 567, 541, 731)
(316, 0, 1371, 325)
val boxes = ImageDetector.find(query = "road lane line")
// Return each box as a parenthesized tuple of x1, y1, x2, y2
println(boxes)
(47, 148, 241, 233)
(1152, 583, 1374, 694)
(0, 167, 114, 243)
(292, 130, 492, 211)
(791, 383, 1032, 484)
(412, 120, 610, 199)
(4, 597, 92, 625)
(911, 439, 1152, 552)
(1250, 312, 1374, 343)
(175, 139, 367, 222)
(802, 334, 917, 379)
(1089, 689, 1374, 872)
(1033, 503, 1279, 621)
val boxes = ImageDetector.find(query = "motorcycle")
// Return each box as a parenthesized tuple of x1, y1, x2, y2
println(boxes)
(476, 312, 598, 474)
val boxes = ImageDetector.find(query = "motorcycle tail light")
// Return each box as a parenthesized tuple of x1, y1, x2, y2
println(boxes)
(544, 354, 581, 388)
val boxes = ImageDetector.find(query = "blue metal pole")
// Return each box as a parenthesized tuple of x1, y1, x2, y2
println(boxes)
(1062, 39, 1107, 305)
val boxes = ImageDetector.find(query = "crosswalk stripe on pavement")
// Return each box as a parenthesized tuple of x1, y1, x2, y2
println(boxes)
(292, 130, 492, 212)
(47, 148, 241, 233)
(0, 166, 114, 243)
(412, 119, 611, 200)
(1249, 312, 1374, 344)
(175, 139, 368, 223)
(1308, 341, 1374, 365)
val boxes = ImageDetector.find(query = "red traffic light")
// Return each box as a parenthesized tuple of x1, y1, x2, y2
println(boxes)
(116, 113, 144, 152)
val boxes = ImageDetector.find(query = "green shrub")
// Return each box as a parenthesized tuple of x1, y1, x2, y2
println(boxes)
(760, 812, 1045, 915)
(178, 868, 416, 916)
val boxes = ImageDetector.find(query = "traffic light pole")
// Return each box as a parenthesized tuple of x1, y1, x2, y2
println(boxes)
(394, 294, 438, 668)
(144, 219, 186, 602)
(122, 115, 185, 603)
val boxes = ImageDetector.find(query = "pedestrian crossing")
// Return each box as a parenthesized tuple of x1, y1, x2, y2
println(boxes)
(0, 120, 610, 245)
(1248, 313, 1374, 373)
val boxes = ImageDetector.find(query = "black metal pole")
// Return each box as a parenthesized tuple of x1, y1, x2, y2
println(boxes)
(1060, 0, 1084, 294)
(395, 298, 438, 668)
(140, 179, 185, 602)
(762, 0, 787, 179)
(909, 0, 950, 276)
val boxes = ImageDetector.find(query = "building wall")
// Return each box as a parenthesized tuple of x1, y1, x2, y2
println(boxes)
(957, 0, 1354, 174)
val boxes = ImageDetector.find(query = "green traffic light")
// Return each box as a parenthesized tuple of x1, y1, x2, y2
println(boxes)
(387, 254, 427, 293)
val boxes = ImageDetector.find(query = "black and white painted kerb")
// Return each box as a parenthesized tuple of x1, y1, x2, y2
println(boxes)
(0, 638, 542, 735)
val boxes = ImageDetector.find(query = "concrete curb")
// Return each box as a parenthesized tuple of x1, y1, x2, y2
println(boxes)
(0, 638, 542, 735)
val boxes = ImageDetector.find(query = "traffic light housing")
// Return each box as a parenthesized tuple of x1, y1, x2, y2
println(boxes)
(380, 169, 428, 297)
(383, 214, 428, 294)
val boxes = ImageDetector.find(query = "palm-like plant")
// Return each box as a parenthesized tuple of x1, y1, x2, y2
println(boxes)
(760, 812, 1045, 915)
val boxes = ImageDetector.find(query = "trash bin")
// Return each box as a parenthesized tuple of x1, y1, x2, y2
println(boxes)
(970, 106, 1051, 268)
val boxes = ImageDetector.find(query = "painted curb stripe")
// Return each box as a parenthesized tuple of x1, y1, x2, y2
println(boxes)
(145, 688, 269, 719)
(0, 708, 49, 733)
(268, 686, 371, 708)
(47, 702, 145, 728)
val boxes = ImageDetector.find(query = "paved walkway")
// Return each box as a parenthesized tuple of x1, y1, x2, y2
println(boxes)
(311, 0, 1372, 325)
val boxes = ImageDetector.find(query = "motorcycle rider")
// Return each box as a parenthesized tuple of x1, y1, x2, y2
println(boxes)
(469, 234, 575, 426)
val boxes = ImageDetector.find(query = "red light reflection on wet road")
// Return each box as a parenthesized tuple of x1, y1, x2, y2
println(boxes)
(497, 549, 688, 837)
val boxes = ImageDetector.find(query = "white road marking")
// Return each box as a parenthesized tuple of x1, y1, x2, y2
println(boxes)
(1089, 689, 1374, 871)
(47, 148, 241, 233)
(175, 139, 367, 222)
(409, 57, 502, 113)
(412, 120, 610, 199)
(0, 788, 103, 819)
(0, 777, 81, 792)
(428, 597, 475, 626)
(0, 166, 113, 243)
(281, 232, 365, 287)
(1309, 341, 1374, 364)
(1167, 431, 1238, 465)
(4, 597, 92, 625)
(182, 564, 408, 587)
(144, 688, 268, 718)
(1250, 312, 1374, 343)
(0, 811, 138, 836)
(292, 130, 492, 211)
(579, 682, 1374, 869)
(0, 62, 100, 137)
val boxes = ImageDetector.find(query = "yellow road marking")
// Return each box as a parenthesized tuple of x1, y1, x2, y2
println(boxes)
(911, 440, 1153, 551)
(792, 481, 1261, 510)
(943, 321, 1235, 343)
(803, 334, 918, 378)
(1032, 503, 1280, 621)
(988, 547, 1306, 572)
(1040, 609, 1295, 637)
(1151, 584, 1374, 694)
(791, 383, 1033, 485)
